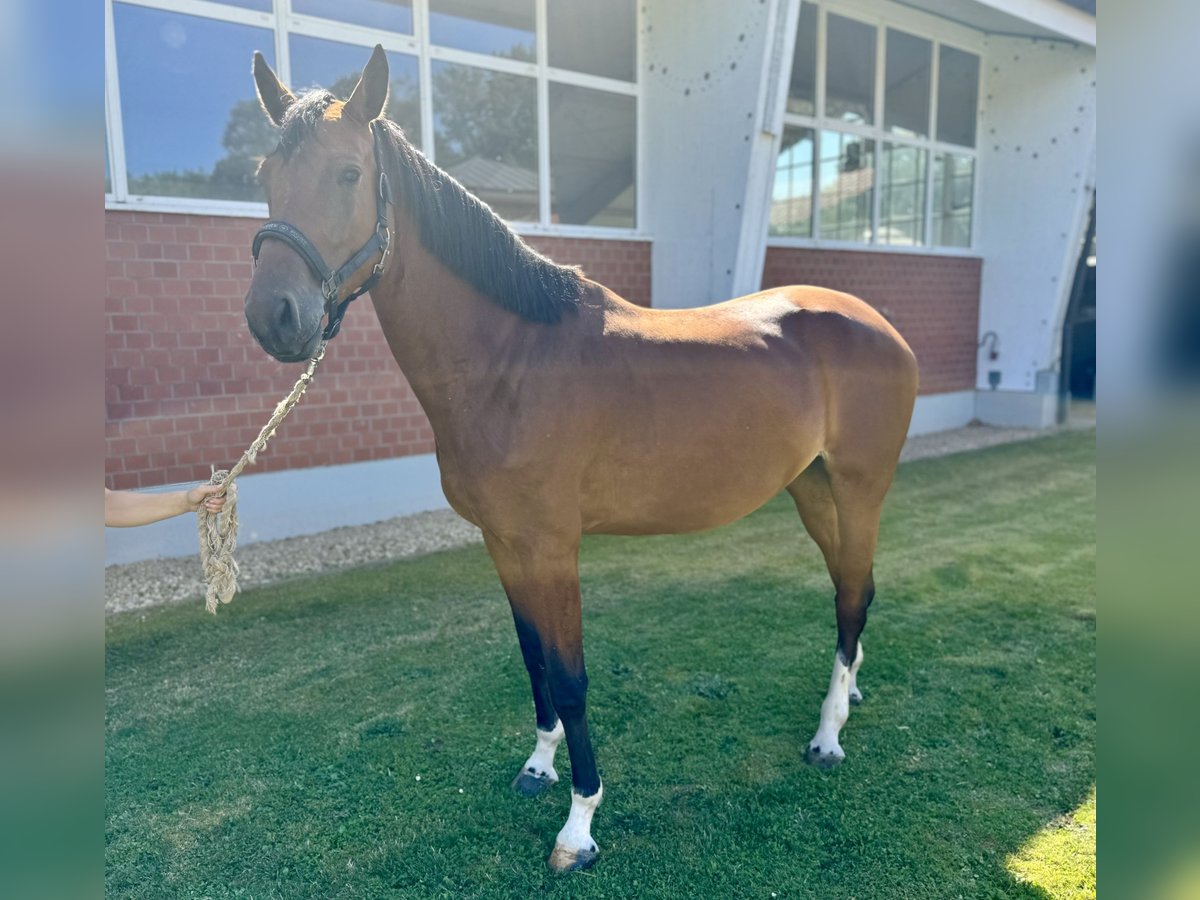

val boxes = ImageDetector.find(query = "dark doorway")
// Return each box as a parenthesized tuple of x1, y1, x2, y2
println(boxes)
(1059, 201, 1096, 422)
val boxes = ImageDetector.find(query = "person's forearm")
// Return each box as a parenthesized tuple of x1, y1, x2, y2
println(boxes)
(104, 489, 191, 527)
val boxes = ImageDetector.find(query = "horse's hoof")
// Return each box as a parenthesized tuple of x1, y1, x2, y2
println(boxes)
(548, 842, 599, 873)
(849, 688, 864, 706)
(512, 769, 556, 798)
(805, 743, 845, 770)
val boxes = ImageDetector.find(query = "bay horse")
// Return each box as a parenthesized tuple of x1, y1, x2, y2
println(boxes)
(243, 46, 918, 873)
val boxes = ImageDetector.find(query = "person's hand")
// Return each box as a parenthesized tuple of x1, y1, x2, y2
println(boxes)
(185, 483, 228, 514)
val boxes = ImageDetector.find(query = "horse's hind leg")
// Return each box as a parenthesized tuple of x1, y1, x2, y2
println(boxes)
(787, 458, 866, 708)
(792, 459, 889, 769)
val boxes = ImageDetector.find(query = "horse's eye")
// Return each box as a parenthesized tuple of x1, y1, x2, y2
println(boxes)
(340, 167, 362, 185)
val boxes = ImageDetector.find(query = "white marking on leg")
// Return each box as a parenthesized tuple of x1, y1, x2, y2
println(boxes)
(848, 641, 864, 704)
(521, 720, 564, 782)
(553, 783, 602, 863)
(809, 650, 852, 761)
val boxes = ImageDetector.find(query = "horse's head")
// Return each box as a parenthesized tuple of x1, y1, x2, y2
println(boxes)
(245, 46, 392, 362)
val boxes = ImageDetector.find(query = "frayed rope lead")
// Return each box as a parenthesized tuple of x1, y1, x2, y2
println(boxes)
(196, 341, 327, 614)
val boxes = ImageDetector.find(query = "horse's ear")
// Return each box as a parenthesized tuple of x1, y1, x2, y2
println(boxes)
(344, 45, 390, 123)
(253, 51, 294, 126)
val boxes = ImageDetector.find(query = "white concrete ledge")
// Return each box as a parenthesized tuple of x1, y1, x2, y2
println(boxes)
(909, 391, 977, 436)
(974, 388, 1059, 429)
(105, 452, 448, 566)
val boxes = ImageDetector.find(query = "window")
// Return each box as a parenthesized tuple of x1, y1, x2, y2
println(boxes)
(818, 131, 874, 242)
(290, 36, 422, 145)
(548, 0, 636, 82)
(932, 152, 974, 247)
(786, 3, 817, 117)
(292, 0, 414, 33)
(825, 14, 875, 125)
(936, 46, 980, 147)
(433, 61, 538, 221)
(429, 0, 535, 61)
(548, 84, 635, 227)
(770, 126, 815, 237)
(111, 4, 275, 203)
(884, 29, 931, 139)
(105, 0, 638, 231)
(777, 4, 979, 249)
(879, 143, 927, 246)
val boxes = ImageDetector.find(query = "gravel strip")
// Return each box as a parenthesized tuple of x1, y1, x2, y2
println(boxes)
(105, 419, 1093, 616)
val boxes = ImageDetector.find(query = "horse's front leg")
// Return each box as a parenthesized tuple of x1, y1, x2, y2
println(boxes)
(508, 606, 565, 797)
(486, 533, 602, 873)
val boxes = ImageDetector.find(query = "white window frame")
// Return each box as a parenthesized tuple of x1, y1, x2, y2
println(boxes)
(104, 0, 645, 239)
(768, 0, 985, 256)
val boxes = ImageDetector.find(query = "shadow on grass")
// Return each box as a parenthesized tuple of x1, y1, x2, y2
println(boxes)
(106, 432, 1095, 899)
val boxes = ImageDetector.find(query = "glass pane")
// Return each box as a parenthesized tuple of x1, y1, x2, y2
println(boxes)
(826, 14, 875, 125)
(548, 0, 635, 82)
(879, 143, 927, 246)
(219, 0, 272, 10)
(884, 29, 931, 138)
(936, 46, 979, 147)
(932, 152, 974, 247)
(430, 0, 535, 61)
(548, 84, 635, 228)
(292, 0, 413, 34)
(432, 61, 538, 221)
(818, 130, 874, 242)
(113, 3, 274, 202)
(290, 36, 422, 145)
(769, 126, 815, 237)
(786, 2, 817, 116)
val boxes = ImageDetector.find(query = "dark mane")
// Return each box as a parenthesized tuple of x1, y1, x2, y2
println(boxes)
(375, 118, 582, 324)
(273, 91, 582, 323)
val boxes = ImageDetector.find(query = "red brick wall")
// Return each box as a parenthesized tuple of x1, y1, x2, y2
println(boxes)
(761, 247, 982, 395)
(105, 210, 651, 489)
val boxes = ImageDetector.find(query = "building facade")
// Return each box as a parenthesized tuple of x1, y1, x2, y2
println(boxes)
(104, 0, 1096, 561)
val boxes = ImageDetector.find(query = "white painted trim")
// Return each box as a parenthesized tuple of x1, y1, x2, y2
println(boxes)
(104, 0, 129, 202)
(285, 14, 421, 57)
(972, 0, 1095, 46)
(104, 451, 452, 566)
(113, 0, 274, 28)
(106, 195, 269, 218)
(827, 0, 986, 51)
(765, 236, 980, 258)
(732, 0, 803, 299)
(535, 0, 551, 228)
(871, 22, 884, 241)
(274, 0, 292, 85)
(1047, 142, 1096, 372)
(427, 43, 537, 78)
(544, 67, 639, 97)
(102, 195, 653, 242)
(511, 223, 648, 241)
(415, 0, 435, 159)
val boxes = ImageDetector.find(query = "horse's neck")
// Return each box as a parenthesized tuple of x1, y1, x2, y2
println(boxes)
(368, 231, 523, 429)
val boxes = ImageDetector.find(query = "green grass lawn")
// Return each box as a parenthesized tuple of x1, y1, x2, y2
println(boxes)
(106, 431, 1095, 899)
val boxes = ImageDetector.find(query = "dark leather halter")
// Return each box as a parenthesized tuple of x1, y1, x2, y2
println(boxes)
(251, 122, 393, 341)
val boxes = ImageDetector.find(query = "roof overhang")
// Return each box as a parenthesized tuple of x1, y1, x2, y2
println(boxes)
(894, 0, 1096, 46)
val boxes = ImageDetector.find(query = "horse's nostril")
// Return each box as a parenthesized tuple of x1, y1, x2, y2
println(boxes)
(275, 294, 300, 335)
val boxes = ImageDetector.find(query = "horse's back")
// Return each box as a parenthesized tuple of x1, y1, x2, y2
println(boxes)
(565, 284, 916, 535)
